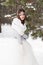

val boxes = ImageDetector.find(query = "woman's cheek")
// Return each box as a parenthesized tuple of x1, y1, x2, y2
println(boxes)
(20, 16, 25, 20)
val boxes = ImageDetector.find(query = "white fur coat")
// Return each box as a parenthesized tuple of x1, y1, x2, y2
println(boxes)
(12, 18, 26, 36)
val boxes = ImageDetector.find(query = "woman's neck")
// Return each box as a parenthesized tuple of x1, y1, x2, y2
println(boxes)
(21, 20, 25, 25)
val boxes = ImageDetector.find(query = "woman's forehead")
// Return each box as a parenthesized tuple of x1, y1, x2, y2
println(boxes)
(19, 11, 25, 14)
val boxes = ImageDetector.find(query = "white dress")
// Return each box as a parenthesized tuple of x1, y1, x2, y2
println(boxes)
(12, 18, 39, 65)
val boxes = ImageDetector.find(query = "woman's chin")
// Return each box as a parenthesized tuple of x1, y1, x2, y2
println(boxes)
(21, 19, 24, 21)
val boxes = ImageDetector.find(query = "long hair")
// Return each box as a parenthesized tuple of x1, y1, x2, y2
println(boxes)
(17, 8, 26, 25)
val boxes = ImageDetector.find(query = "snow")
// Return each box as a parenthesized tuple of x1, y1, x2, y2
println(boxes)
(26, 3, 36, 10)
(0, 24, 43, 65)
(27, 36, 43, 65)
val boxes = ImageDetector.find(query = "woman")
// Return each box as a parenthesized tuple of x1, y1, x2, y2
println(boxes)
(12, 8, 39, 65)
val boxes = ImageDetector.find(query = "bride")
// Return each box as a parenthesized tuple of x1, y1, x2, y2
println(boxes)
(12, 8, 39, 65)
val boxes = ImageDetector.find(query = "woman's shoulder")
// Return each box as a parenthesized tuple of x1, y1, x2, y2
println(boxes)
(12, 17, 21, 24)
(13, 17, 20, 22)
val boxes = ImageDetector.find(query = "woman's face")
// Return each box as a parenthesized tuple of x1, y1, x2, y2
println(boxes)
(19, 11, 25, 21)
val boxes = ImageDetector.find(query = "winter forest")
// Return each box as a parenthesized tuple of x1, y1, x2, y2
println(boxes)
(0, 0, 43, 65)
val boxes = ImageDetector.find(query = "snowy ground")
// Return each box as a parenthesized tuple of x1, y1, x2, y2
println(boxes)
(27, 37, 43, 65)
(0, 24, 43, 65)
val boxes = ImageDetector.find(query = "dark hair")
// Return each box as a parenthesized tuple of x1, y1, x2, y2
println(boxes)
(17, 8, 26, 25)
(17, 8, 25, 14)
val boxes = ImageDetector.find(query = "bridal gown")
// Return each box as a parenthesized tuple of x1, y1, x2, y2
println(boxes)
(11, 18, 39, 65)
(0, 18, 39, 65)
